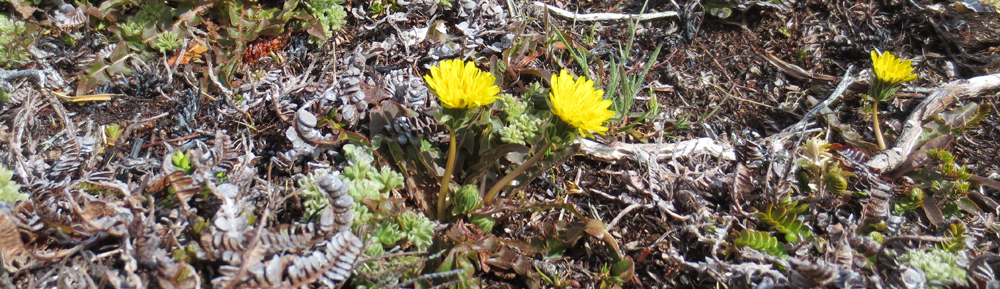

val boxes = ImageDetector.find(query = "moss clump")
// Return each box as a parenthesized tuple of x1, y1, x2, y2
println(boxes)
(396, 210, 434, 249)
(151, 31, 183, 53)
(306, 0, 347, 40)
(901, 249, 966, 285)
(498, 94, 545, 145)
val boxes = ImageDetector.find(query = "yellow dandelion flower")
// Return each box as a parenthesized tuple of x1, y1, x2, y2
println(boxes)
(871, 50, 917, 85)
(423, 59, 500, 109)
(549, 70, 616, 138)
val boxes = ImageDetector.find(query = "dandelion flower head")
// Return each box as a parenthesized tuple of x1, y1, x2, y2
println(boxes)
(549, 70, 615, 138)
(871, 50, 917, 85)
(423, 59, 500, 109)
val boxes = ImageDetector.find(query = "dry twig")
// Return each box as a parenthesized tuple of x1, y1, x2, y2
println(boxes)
(577, 137, 736, 164)
(532, 1, 678, 22)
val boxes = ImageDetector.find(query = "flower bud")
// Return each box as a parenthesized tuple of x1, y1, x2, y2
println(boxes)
(451, 184, 481, 215)
(471, 215, 495, 233)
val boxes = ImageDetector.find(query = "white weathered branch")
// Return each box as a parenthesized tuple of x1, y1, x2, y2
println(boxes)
(532, 1, 678, 22)
(577, 137, 736, 164)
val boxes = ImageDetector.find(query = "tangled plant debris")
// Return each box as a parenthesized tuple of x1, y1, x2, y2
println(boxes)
(0, 0, 999, 288)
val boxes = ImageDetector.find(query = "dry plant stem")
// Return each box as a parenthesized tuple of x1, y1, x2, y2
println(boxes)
(607, 203, 653, 231)
(578, 137, 736, 164)
(484, 141, 551, 204)
(872, 102, 887, 150)
(437, 131, 458, 220)
(532, 1, 678, 21)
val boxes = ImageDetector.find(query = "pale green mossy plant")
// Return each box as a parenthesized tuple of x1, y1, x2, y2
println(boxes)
(0, 165, 26, 204)
(893, 223, 969, 287)
(867, 50, 917, 150)
(0, 13, 32, 68)
(306, 0, 348, 41)
(312, 144, 434, 289)
(900, 249, 966, 286)
(481, 70, 616, 203)
(119, 1, 171, 44)
(343, 144, 431, 250)
(295, 143, 433, 289)
(470, 214, 495, 233)
(498, 94, 544, 146)
(151, 30, 183, 53)
(450, 184, 495, 232)
(296, 169, 336, 222)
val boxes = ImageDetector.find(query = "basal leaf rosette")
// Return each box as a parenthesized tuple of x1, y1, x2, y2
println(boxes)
(547, 70, 615, 142)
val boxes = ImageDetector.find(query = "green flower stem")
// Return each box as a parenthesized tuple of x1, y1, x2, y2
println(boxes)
(437, 130, 458, 220)
(873, 101, 886, 151)
(483, 140, 551, 204)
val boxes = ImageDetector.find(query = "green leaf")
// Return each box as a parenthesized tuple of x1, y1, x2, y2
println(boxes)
(0, 165, 26, 203)
(795, 169, 813, 195)
(755, 201, 813, 242)
(734, 229, 788, 257)
(825, 165, 849, 195)
(171, 150, 193, 174)
(894, 187, 924, 214)
(369, 166, 404, 193)
(98, 0, 137, 16)
(227, 2, 243, 27)
(78, 41, 133, 95)
(965, 103, 994, 128)
(375, 222, 405, 246)
(937, 222, 968, 252)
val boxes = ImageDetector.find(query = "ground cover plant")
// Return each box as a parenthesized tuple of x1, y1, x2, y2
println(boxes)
(0, 0, 999, 288)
